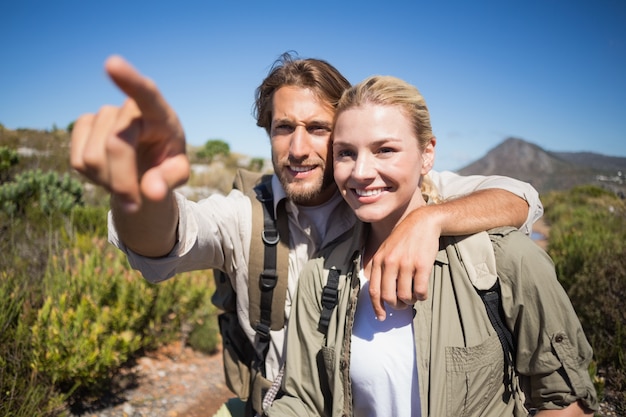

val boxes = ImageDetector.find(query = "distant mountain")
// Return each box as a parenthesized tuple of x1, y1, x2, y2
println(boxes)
(457, 137, 626, 195)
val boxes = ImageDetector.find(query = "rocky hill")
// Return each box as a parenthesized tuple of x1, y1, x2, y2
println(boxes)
(457, 137, 626, 195)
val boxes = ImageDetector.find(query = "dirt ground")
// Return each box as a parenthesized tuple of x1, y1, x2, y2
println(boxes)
(73, 342, 233, 417)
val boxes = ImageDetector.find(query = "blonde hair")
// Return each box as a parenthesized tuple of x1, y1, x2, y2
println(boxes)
(335, 75, 440, 202)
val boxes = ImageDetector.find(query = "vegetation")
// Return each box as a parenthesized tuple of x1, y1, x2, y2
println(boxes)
(543, 185, 626, 414)
(196, 138, 231, 163)
(1, 127, 624, 415)
(0, 146, 19, 182)
(0, 130, 219, 416)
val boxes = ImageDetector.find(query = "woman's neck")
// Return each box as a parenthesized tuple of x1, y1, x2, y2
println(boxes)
(362, 225, 391, 276)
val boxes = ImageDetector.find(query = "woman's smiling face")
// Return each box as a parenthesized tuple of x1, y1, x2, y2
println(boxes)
(332, 103, 434, 231)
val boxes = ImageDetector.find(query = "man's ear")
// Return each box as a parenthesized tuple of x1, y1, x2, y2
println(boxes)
(421, 137, 436, 174)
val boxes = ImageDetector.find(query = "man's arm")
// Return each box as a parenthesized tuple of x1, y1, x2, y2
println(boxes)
(369, 186, 533, 320)
(109, 193, 179, 257)
(70, 56, 189, 257)
(429, 170, 544, 234)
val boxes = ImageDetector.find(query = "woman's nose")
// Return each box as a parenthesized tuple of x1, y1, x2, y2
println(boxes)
(353, 152, 376, 180)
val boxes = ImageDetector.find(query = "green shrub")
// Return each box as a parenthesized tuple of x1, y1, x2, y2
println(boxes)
(187, 313, 220, 355)
(31, 241, 147, 394)
(30, 237, 218, 400)
(0, 128, 221, 414)
(0, 169, 83, 218)
(0, 272, 64, 417)
(566, 247, 626, 413)
(70, 204, 109, 238)
(0, 145, 19, 182)
(544, 187, 622, 283)
(543, 185, 626, 412)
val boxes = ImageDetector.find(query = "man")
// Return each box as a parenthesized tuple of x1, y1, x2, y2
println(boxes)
(70, 53, 542, 416)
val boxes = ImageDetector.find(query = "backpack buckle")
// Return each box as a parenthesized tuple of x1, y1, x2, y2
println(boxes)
(260, 272, 278, 290)
(321, 286, 338, 308)
(262, 229, 280, 245)
(255, 322, 271, 339)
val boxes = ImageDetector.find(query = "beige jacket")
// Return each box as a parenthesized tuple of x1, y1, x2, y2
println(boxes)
(266, 226, 598, 417)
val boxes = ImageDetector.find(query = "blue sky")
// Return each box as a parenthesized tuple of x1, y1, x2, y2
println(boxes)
(2, 0, 625, 171)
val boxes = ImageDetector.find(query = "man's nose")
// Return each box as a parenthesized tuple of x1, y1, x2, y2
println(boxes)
(289, 127, 310, 159)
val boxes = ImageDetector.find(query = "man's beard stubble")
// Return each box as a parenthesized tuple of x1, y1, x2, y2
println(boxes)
(275, 163, 336, 206)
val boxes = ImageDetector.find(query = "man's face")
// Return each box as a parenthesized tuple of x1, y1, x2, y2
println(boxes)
(270, 86, 337, 206)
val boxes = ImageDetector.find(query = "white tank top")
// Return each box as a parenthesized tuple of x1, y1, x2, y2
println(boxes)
(350, 269, 421, 417)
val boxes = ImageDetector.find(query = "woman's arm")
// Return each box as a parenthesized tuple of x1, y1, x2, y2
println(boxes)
(494, 230, 598, 414)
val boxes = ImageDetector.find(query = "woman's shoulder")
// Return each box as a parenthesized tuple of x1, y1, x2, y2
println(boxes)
(488, 226, 543, 257)
(488, 226, 556, 282)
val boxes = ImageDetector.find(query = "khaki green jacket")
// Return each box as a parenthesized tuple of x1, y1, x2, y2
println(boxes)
(266, 226, 598, 417)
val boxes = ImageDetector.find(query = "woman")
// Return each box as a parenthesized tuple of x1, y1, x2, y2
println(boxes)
(265, 76, 598, 416)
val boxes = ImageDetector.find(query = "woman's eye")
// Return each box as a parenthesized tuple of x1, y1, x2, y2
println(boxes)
(335, 149, 354, 158)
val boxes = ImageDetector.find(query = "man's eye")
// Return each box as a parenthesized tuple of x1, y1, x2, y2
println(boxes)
(274, 124, 293, 134)
(309, 125, 331, 135)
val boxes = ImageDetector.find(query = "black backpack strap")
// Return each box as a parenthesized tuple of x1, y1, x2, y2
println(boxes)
(255, 179, 276, 341)
(318, 268, 341, 334)
(477, 280, 515, 388)
(450, 230, 517, 395)
(478, 281, 514, 356)
(316, 225, 365, 336)
(249, 179, 289, 415)
(234, 170, 288, 338)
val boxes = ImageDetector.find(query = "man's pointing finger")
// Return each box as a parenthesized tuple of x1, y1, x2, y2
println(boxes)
(104, 55, 171, 121)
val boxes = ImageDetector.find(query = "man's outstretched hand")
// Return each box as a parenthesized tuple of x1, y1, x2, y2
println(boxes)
(70, 55, 190, 213)
(368, 205, 442, 320)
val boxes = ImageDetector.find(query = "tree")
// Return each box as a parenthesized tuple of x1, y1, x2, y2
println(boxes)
(197, 139, 230, 163)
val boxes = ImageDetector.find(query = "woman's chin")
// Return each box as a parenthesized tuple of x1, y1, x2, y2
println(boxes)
(353, 208, 387, 224)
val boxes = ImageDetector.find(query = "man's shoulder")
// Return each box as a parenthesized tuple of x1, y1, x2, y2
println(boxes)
(232, 169, 272, 195)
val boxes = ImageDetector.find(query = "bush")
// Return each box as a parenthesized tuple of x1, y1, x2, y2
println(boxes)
(0, 170, 85, 293)
(0, 271, 65, 417)
(0, 169, 83, 218)
(187, 313, 220, 355)
(0, 145, 19, 182)
(0, 128, 222, 415)
(30, 237, 218, 402)
(567, 247, 626, 412)
(543, 185, 626, 412)
(70, 204, 109, 238)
